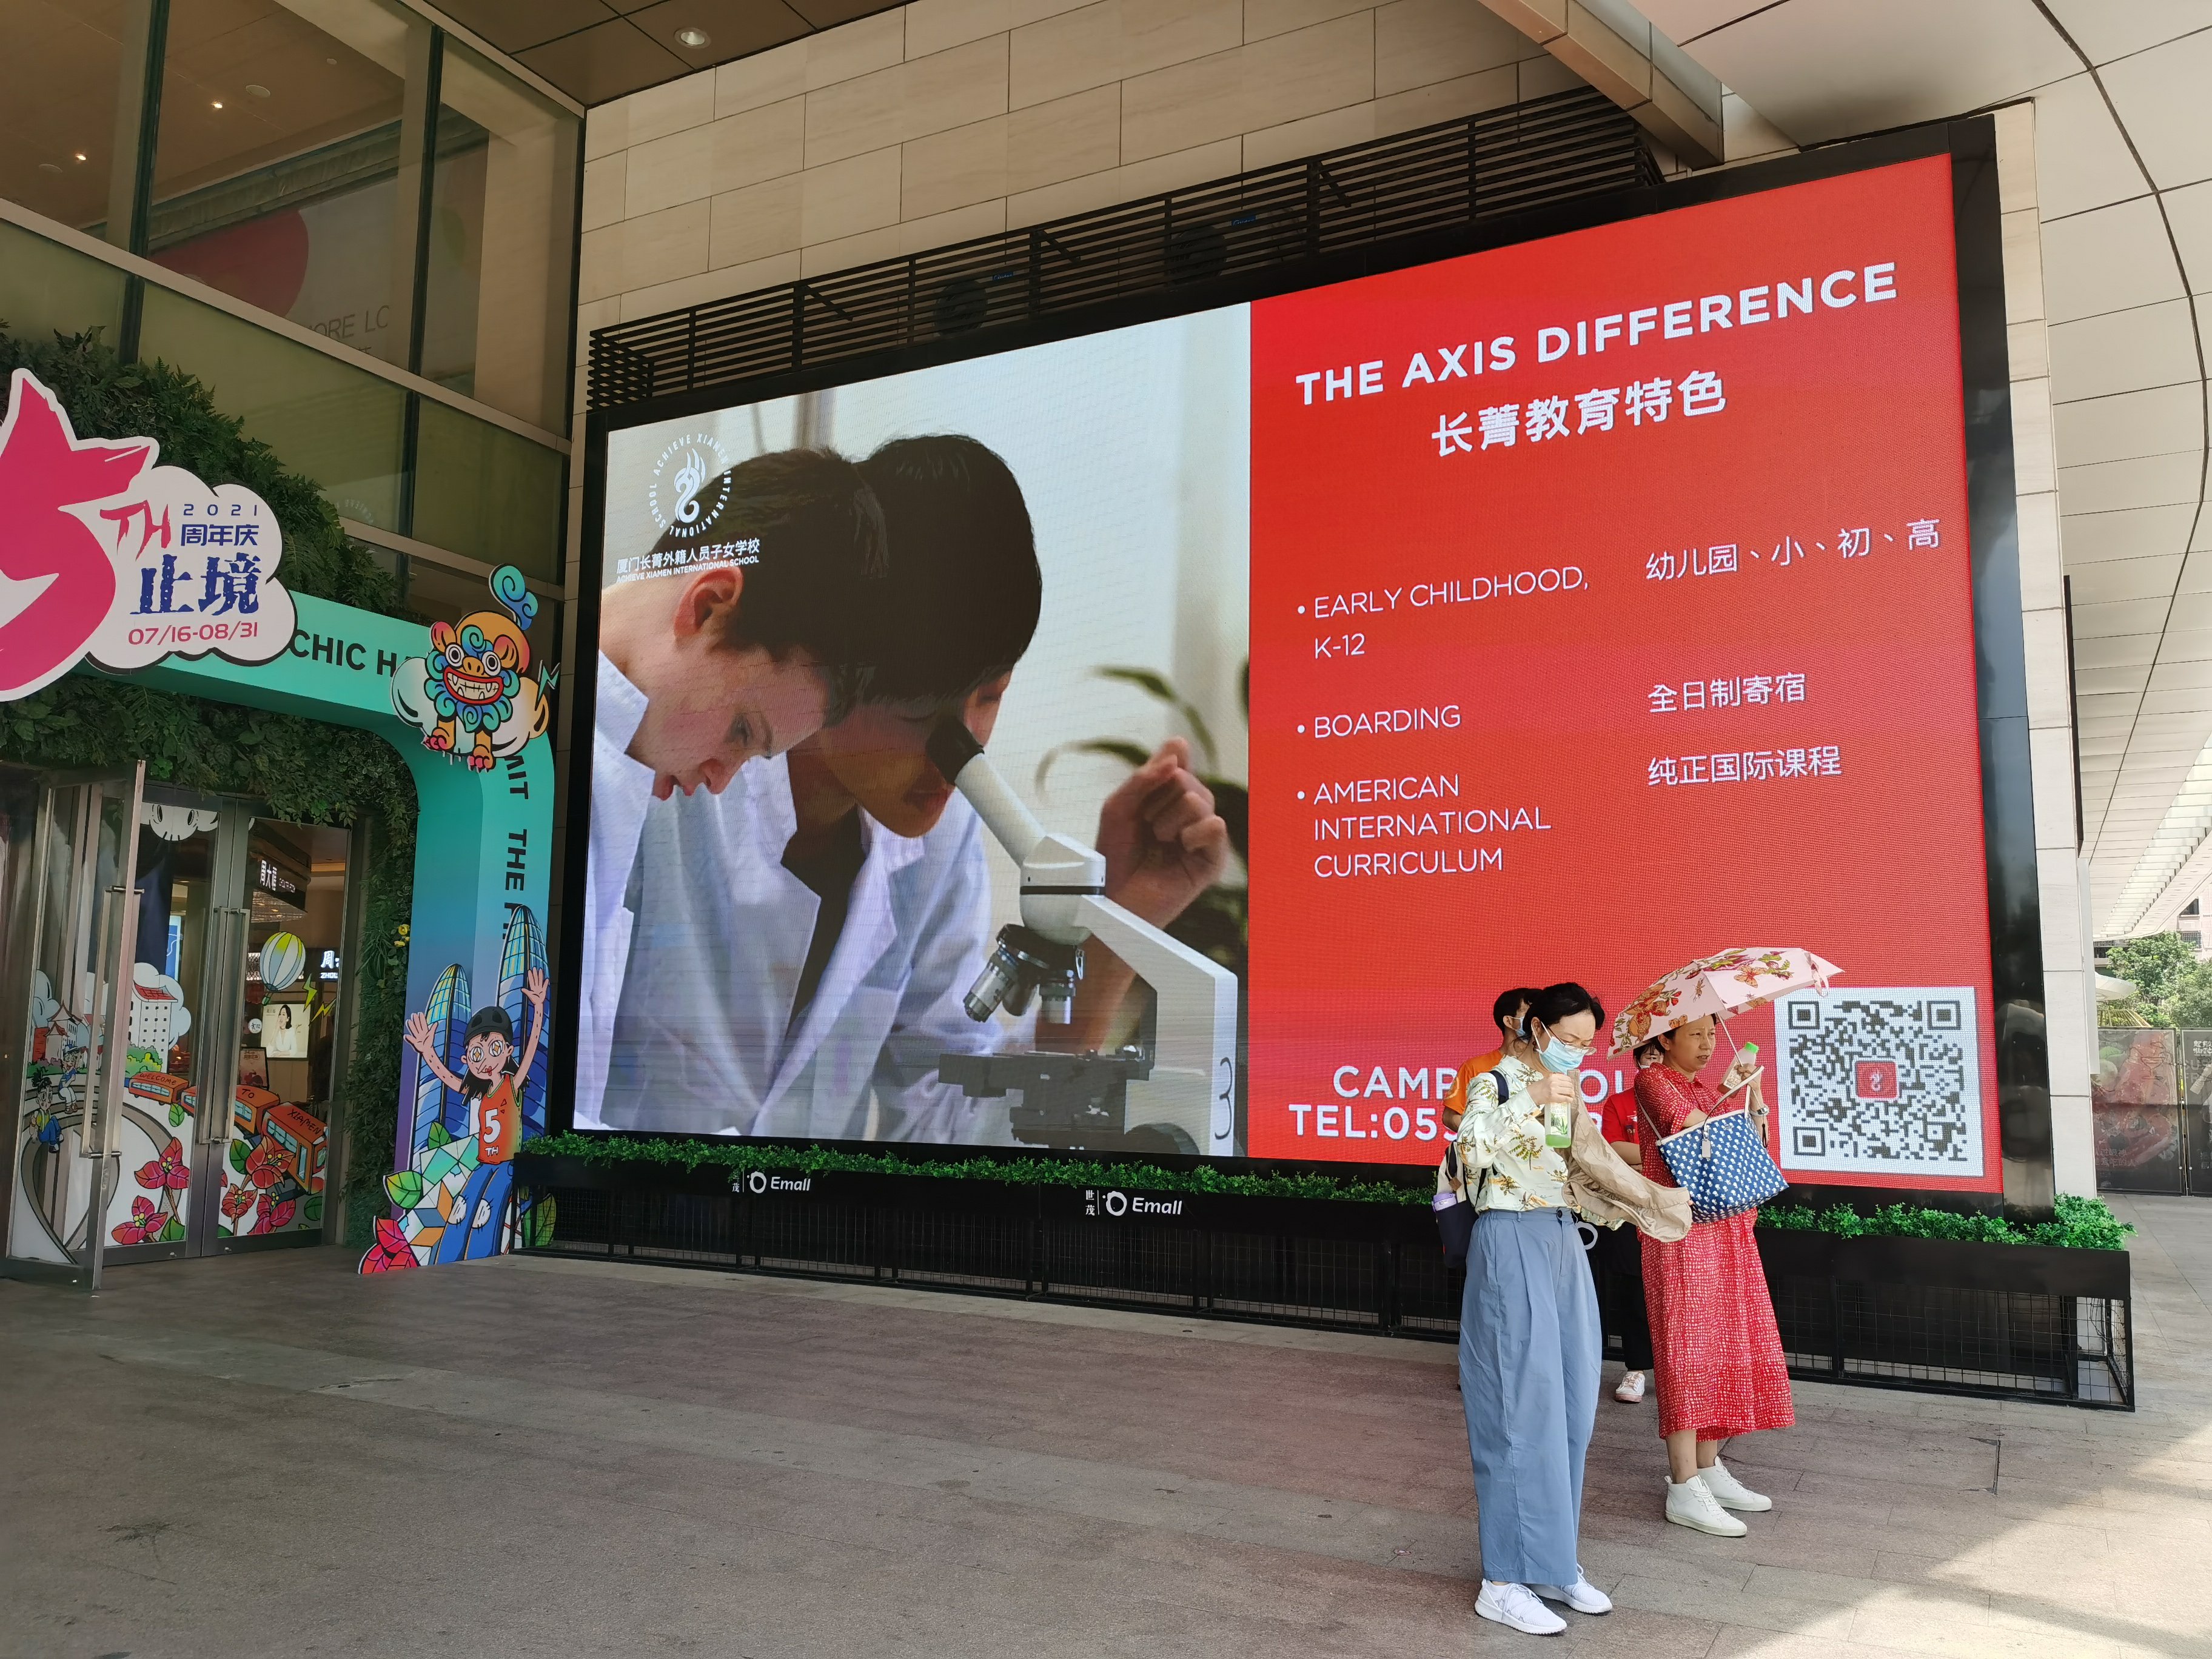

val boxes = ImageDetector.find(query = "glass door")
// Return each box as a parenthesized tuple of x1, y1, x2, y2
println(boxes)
(208, 817, 351, 1251)
(102, 788, 230, 1265)
(5, 766, 147, 1287)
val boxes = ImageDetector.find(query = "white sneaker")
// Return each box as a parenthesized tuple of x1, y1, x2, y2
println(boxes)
(1612, 1370, 1646, 1403)
(1701, 1457, 1772, 1512)
(1476, 1581, 1567, 1635)
(1664, 1474, 1748, 1537)
(1530, 1570, 1612, 1615)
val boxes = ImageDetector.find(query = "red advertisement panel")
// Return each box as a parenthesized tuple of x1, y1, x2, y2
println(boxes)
(1247, 158, 1997, 1188)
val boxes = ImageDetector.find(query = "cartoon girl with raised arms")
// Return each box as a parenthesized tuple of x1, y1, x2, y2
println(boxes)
(404, 968, 547, 1166)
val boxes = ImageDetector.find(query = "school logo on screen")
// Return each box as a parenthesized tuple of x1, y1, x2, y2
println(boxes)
(1854, 1059, 1900, 1101)
(646, 431, 732, 541)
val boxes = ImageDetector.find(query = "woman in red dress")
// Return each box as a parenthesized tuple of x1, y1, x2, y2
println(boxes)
(1635, 1013, 1793, 1537)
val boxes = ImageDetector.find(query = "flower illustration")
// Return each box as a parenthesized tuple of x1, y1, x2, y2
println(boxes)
(254, 1192, 297, 1235)
(244, 1135, 287, 1190)
(112, 1195, 163, 1245)
(220, 1181, 256, 1221)
(358, 1216, 417, 1273)
(135, 1137, 190, 1192)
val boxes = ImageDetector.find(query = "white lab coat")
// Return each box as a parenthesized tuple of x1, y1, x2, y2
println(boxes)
(600, 753, 1021, 1142)
(573, 654, 657, 1131)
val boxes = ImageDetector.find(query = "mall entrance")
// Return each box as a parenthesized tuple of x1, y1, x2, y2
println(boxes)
(0, 763, 361, 1284)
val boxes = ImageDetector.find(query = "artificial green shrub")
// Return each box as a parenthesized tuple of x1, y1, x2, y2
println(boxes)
(525, 1133, 2134, 1248)
(525, 1133, 1429, 1206)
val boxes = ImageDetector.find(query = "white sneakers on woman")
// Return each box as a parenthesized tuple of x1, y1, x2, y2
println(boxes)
(1613, 1370, 1646, 1403)
(1664, 1472, 1749, 1536)
(1530, 1572, 1613, 1615)
(1476, 1581, 1567, 1635)
(1476, 1572, 1613, 1635)
(1700, 1457, 1772, 1512)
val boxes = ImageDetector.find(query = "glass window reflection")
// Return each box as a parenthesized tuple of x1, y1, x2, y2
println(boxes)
(138, 284, 407, 529)
(411, 398, 565, 580)
(422, 41, 578, 431)
(147, 0, 424, 367)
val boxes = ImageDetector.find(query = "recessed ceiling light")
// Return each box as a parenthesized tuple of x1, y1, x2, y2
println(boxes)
(675, 25, 710, 46)
(325, 56, 337, 64)
(245, 82, 271, 98)
(73, 151, 87, 162)
(212, 99, 224, 109)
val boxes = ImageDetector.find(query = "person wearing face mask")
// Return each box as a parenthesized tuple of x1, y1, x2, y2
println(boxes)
(600, 434, 1228, 1144)
(578, 449, 889, 1131)
(1453, 982, 1615, 1637)
(1632, 1013, 1794, 1537)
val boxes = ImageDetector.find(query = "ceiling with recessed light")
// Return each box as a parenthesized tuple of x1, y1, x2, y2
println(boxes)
(428, 0, 902, 104)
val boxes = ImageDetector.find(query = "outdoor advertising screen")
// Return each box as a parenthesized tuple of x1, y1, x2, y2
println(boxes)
(583, 152, 2007, 1192)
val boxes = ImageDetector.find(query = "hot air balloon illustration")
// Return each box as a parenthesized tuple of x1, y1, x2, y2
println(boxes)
(259, 930, 306, 993)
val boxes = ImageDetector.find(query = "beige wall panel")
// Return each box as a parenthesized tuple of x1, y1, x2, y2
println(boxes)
(906, 0, 1013, 59)
(710, 173, 807, 269)
(1005, 84, 1121, 194)
(1121, 13, 1375, 166)
(1374, 63, 1520, 135)
(582, 0, 1601, 345)
(623, 73, 718, 151)
(800, 146, 905, 245)
(1246, 0, 1372, 45)
(1007, 134, 1244, 227)
(718, 40, 808, 116)
(1243, 102, 1378, 172)
(581, 154, 626, 232)
(806, 10, 907, 89)
(578, 199, 709, 302)
(808, 35, 1009, 168)
(1375, 0, 1533, 98)
(903, 115, 1011, 218)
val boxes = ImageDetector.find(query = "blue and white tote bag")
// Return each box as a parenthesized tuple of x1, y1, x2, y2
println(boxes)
(1650, 1107, 1787, 1223)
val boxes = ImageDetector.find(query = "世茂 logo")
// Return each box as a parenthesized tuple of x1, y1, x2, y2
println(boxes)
(647, 431, 732, 541)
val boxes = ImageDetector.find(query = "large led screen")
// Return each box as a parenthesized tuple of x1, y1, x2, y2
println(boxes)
(583, 153, 2005, 1191)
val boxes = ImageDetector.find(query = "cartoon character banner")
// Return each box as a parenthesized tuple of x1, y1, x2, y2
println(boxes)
(360, 907, 552, 1272)
(389, 565, 555, 768)
(0, 369, 297, 700)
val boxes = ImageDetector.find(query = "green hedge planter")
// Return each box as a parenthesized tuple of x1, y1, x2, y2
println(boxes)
(525, 1133, 2131, 1248)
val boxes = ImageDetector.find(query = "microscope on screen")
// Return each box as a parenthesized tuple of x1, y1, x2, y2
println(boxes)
(926, 718, 1239, 1156)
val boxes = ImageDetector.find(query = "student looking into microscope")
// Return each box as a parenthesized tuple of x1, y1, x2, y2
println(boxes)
(603, 434, 1229, 1145)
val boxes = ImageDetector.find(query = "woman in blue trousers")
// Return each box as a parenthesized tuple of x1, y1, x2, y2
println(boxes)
(1454, 981, 1611, 1636)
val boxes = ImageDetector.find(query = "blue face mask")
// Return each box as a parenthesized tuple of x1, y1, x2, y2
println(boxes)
(1536, 1027, 1586, 1074)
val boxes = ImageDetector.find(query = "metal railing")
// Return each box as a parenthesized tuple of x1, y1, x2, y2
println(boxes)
(514, 1167, 2133, 1409)
(586, 86, 1660, 412)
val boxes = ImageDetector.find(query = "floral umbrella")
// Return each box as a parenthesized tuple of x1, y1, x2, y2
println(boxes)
(1610, 947, 1840, 1055)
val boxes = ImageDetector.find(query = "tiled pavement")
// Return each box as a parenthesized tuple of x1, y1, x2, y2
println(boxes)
(1, 1198, 2207, 1657)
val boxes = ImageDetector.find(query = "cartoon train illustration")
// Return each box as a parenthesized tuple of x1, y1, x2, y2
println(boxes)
(220, 1082, 283, 1138)
(258, 1104, 329, 1196)
(125, 1071, 193, 1113)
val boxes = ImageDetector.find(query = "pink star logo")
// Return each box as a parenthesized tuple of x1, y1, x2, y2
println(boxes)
(0, 369, 156, 699)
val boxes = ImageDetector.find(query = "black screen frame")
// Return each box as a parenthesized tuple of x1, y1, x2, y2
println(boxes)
(557, 113, 2046, 1207)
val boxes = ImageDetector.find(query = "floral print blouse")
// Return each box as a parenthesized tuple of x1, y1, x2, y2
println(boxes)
(1453, 1054, 1570, 1212)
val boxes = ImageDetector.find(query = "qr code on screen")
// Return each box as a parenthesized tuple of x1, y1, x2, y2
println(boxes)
(1772, 988, 1982, 1178)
